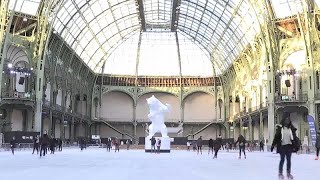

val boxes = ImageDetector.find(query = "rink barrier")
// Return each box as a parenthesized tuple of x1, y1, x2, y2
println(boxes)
(0, 143, 317, 154)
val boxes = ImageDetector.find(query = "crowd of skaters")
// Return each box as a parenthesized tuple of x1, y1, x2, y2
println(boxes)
(186, 134, 266, 159)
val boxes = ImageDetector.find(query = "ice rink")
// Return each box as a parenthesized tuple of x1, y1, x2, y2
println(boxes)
(0, 148, 318, 180)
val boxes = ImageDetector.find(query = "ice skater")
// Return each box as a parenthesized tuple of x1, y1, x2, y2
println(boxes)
(49, 138, 56, 154)
(315, 131, 320, 160)
(208, 138, 214, 155)
(106, 138, 111, 152)
(58, 139, 63, 151)
(126, 139, 130, 150)
(156, 138, 161, 154)
(186, 141, 191, 151)
(259, 140, 264, 152)
(10, 137, 16, 155)
(197, 136, 203, 155)
(235, 134, 246, 159)
(114, 137, 120, 152)
(150, 136, 156, 153)
(213, 135, 222, 159)
(32, 135, 39, 154)
(40, 131, 49, 157)
(271, 114, 299, 179)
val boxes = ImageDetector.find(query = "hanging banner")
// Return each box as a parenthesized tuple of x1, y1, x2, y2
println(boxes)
(307, 115, 317, 146)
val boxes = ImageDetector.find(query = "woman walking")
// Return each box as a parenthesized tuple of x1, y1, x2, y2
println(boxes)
(271, 113, 299, 179)
(208, 138, 214, 155)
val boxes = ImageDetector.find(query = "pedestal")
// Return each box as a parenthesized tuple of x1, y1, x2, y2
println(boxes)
(145, 137, 171, 153)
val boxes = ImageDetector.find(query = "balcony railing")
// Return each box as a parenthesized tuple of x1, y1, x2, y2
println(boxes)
(275, 93, 308, 102)
(1, 92, 34, 100)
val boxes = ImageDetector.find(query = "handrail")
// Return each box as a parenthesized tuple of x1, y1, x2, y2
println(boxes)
(185, 121, 215, 138)
(92, 119, 135, 139)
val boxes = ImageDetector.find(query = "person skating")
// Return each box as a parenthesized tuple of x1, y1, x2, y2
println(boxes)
(32, 135, 40, 154)
(213, 135, 223, 159)
(150, 136, 156, 153)
(271, 114, 299, 180)
(126, 139, 130, 150)
(260, 140, 264, 152)
(106, 138, 111, 152)
(156, 138, 161, 154)
(58, 139, 63, 151)
(80, 138, 85, 151)
(10, 137, 16, 155)
(114, 137, 120, 152)
(315, 132, 320, 160)
(208, 138, 214, 155)
(49, 138, 56, 154)
(186, 141, 191, 151)
(235, 134, 246, 159)
(197, 136, 203, 155)
(40, 131, 49, 157)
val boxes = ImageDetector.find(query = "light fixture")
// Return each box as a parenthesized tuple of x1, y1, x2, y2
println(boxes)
(30, 67, 33, 71)
(7, 63, 12, 68)
(23, 17, 27, 22)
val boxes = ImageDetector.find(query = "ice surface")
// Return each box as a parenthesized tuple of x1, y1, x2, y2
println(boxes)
(0, 148, 318, 180)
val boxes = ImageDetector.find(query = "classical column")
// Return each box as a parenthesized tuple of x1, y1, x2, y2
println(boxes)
(248, 115, 253, 142)
(259, 112, 264, 141)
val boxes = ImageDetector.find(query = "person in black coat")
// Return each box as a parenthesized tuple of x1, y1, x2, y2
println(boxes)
(213, 135, 223, 159)
(58, 139, 63, 151)
(315, 132, 320, 160)
(32, 135, 40, 154)
(208, 139, 214, 155)
(10, 137, 16, 155)
(197, 136, 203, 155)
(40, 131, 49, 157)
(150, 136, 156, 153)
(235, 134, 246, 159)
(259, 140, 264, 152)
(49, 138, 56, 154)
(271, 114, 298, 179)
(106, 138, 111, 152)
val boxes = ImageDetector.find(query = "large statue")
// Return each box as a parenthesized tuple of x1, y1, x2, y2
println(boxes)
(146, 95, 171, 138)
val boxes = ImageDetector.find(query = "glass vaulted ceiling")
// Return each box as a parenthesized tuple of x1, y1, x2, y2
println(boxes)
(9, 0, 312, 76)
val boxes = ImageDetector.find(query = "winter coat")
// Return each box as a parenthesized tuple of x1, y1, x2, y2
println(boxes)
(208, 139, 214, 148)
(10, 140, 16, 148)
(236, 135, 246, 147)
(41, 134, 49, 146)
(271, 124, 300, 153)
(150, 137, 156, 146)
(197, 138, 203, 147)
(214, 137, 223, 151)
(316, 134, 320, 149)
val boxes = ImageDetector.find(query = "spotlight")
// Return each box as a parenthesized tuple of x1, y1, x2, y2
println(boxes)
(8, 63, 12, 68)
(23, 17, 27, 22)
(30, 67, 33, 71)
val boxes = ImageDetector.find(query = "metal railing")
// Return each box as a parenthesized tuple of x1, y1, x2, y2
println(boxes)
(275, 93, 308, 102)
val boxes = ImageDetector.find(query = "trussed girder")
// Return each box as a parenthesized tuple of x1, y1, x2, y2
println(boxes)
(137, 0, 146, 32)
(171, 0, 181, 32)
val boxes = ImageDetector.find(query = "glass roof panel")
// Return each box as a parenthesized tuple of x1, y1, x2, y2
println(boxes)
(270, 0, 303, 18)
(47, 0, 292, 75)
(138, 32, 179, 76)
(9, 0, 41, 15)
(104, 32, 139, 75)
(178, 32, 214, 77)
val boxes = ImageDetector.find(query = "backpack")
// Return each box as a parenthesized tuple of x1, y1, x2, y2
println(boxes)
(291, 135, 301, 153)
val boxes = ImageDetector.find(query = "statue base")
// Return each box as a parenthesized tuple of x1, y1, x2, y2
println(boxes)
(145, 137, 171, 153)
